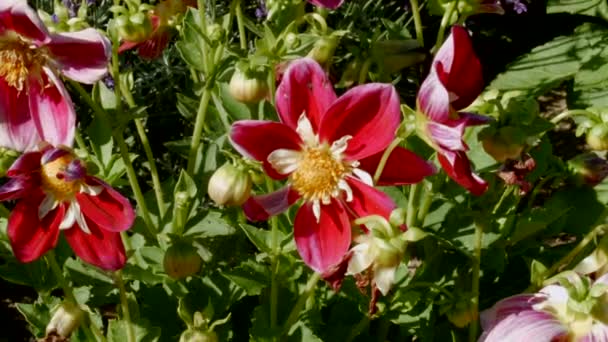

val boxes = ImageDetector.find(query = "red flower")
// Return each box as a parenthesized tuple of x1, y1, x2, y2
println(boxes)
(230, 58, 435, 274)
(0, 0, 110, 151)
(307, 0, 345, 9)
(0, 146, 135, 270)
(416, 26, 490, 195)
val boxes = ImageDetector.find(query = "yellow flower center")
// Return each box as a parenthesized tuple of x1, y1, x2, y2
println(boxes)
(40, 156, 81, 201)
(0, 39, 45, 91)
(290, 146, 349, 202)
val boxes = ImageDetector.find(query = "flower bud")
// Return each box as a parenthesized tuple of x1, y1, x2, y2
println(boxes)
(568, 153, 608, 186)
(207, 163, 252, 206)
(374, 239, 403, 268)
(284, 32, 300, 50)
(179, 329, 218, 342)
(307, 35, 338, 67)
(207, 23, 225, 43)
(0, 148, 19, 178)
(163, 241, 202, 279)
(45, 302, 84, 338)
(586, 123, 608, 151)
(479, 126, 525, 162)
(116, 12, 153, 43)
(446, 299, 477, 328)
(228, 69, 269, 104)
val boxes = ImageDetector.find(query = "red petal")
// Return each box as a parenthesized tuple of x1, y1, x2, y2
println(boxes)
(358, 147, 437, 186)
(345, 177, 397, 220)
(136, 29, 171, 60)
(230, 120, 302, 179)
(307, 0, 345, 9)
(319, 83, 400, 160)
(438, 150, 488, 196)
(294, 200, 351, 273)
(118, 40, 141, 54)
(63, 218, 127, 270)
(276, 58, 337, 131)
(28, 70, 75, 148)
(417, 69, 452, 123)
(6, 151, 42, 176)
(7, 192, 62, 263)
(242, 186, 300, 221)
(0, 78, 40, 152)
(0, 178, 34, 201)
(76, 177, 135, 232)
(0, 0, 50, 44)
(47, 28, 111, 84)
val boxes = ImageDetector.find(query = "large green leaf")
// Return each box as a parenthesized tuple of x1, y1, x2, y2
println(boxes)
(547, 0, 608, 19)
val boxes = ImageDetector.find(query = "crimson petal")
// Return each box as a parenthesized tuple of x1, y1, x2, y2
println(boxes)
(230, 120, 302, 179)
(0, 178, 33, 201)
(358, 147, 436, 186)
(276, 58, 337, 131)
(0, 0, 50, 44)
(242, 186, 300, 221)
(76, 177, 135, 232)
(0, 78, 40, 152)
(7, 151, 42, 176)
(63, 217, 127, 270)
(345, 177, 397, 221)
(438, 150, 488, 196)
(7, 192, 62, 263)
(319, 83, 400, 160)
(307, 0, 345, 9)
(294, 200, 351, 274)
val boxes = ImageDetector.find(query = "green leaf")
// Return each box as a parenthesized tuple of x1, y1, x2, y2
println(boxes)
(570, 44, 608, 107)
(239, 224, 274, 255)
(64, 257, 114, 285)
(185, 211, 237, 238)
(222, 259, 270, 296)
(547, 0, 608, 19)
(176, 8, 206, 71)
(107, 318, 161, 342)
(86, 113, 114, 172)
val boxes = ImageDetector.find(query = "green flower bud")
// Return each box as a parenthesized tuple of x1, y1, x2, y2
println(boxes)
(587, 123, 608, 151)
(568, 153, 608, 187)
(284, 32, 300, 50)
(479, 126, 525, 162)
(116, 12, 153, 43)
(208, 163, 252, 206)
(307, 35, 338, 67)
(228, 69, 269, 104)
(446, 298, 477, 328)
(163, 241, 202, 280)
(45, 302, 84, 338)
(179, 329, 218, 342)
(207, 23, 225, 43)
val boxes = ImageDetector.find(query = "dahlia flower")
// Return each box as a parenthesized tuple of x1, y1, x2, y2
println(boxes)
(0, 145, 135, 270)
(307, 0, 345, 9)
(416, 25, 490, 195)
(0, 0, 110, 151)
(230, 58, 435, 274)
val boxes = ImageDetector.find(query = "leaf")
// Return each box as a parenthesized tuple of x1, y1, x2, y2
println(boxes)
(239, 224, 274, 254)
(107, 318, 161, 342)
(547, 0, 608, 18)
(16, 295, 61, 338)
(221, 259, 270, 296)
(64, 257, 114, 285)
(184, 211, 236, 238)
(86, 113, 114, 172)
(176, 8, 206, 71)
(569, 44, 608, 108)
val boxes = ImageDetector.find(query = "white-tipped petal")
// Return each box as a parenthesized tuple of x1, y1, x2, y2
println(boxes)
(374, 267, 397, 296)
(38, 195, 58, 220)
(347, 242, 374, 275)
(59, 201, 78, 230)
(267, 149, 301, 175)
(80, 184, 103, 196)
(330, 135, 352, 157)
(73, 201, 91, 234)
(296, 114, 317, 146)
(352, 168, 374, 186)
(338, 179, 353, 202)
(312, 200, 321, 223)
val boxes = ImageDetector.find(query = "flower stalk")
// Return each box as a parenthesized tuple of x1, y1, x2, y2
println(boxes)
(115, 271, 136, 342)
(469, 221, 484, 342)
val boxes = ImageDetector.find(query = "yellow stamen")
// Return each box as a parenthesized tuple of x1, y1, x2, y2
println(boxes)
(40, 156, 81, 201)
(0, 39, 45, 91)
(290, 146, 349, 202)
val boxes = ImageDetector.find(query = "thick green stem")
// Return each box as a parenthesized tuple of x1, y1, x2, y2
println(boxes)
(406, 183, 422, 228)
(346, 316, 370, 342)
(235, 0, 247, 50)
(373, 138, 403, 184)
(416, 186, 433, 226)
(186, 88, 213, 175)
(409, 0, 425, 47)
(121, 87, 167, 218)
(270, 214, 280, 335)
(550, 109, 594, 124)
(115, 271, 136, 342)
(69, 81, 156, 238)
(468, 222, 484, 342)
(432, 1, 457, 54)
(280, 273, 321, 339)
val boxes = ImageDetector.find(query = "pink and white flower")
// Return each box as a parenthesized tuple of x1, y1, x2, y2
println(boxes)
(230, 58, 435, 275)
(0, 0, 110, 151)
(416, 25, 490, 195)
(480, 273, 608, 341)
(0, 145, 135, 270)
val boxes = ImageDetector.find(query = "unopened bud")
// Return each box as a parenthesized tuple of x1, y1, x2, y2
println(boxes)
(207, 23, 225, 43)
(307, 35, 338, 67)
(568, 153, 608, 187)
(164, 241, 203, 280)
(179, 329, 218, 342)
(446, 298, 477, 328)
(116, 13, 153, 43)
(228, 69, 269, 104)
(587, 123, 608, 151)
(207, 163, 252, 206)
(284, 32, 300, 49)
(46, 302, 84, 338)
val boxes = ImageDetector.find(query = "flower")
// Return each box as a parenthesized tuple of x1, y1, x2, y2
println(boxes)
(0, 0, 110, 152)
(307, 0, 345, 9)
(416, 25, 490, 195)
(480, 273, 608, 341)
(0, 145, 135, 270)
(230, 58, 435, 274)
(118, 0, 196, 59)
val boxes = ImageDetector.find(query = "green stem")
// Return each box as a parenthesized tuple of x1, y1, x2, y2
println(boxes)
(357, 58, 373, 85)
(0, 203, 10, 218)
(345, 316, 370, 342)
(406, 183, 422, 228)
(550, 109, 593, 124)
(280, 273, 321, 338)
(69, 81, 156, 238)
(121, 87, 167, 218)
(432, 0, 457, 54)
(468, 222, 483, 342)
(270, 214, 280, 335)
(373, 137, 402, 184)
(115, 271, 136, 342)
(416, 185, 433, 227)
(74, 130, 89, 156)
(186, 88, 213, 175)
(409, 0, 424, 47)
(235, 0, 247, 50)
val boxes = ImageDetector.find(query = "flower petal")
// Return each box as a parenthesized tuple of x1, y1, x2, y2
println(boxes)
(307, 0, 345, 9)
(7, 191, 62, 263)
(358, 146, 437, 186)
(135, 28, 171, 60)
(427, 121, 468, 151)
(6, 151, 41, 176)
(242, 186, 300, 221)
(345, 177, 397, 221)
(0, 78, 40, 152)
(0, 0, 50, 44)
(347, 242, 374, 275)
(417, 69, 452, 123)
(46, 28, 111, 84)
(76, 177, 135, 232)
(230, 120, 302, 179)
(375, 267, 397, 296)
(294, 200, 351, 273)
(479, 310, 567, 342)
(0, 177, 33, 201)
(63, 217, 127, 270)
(480, 294, 539, 331)
(438, 150, 488, 196)
(27, 70, 75, 148)
(319, 83, 400, 160)
(276, 58, 337, 131)
(582, 324, 608, 342)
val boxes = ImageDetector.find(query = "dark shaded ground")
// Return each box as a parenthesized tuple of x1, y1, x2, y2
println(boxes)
(0, 280, 36, 341)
